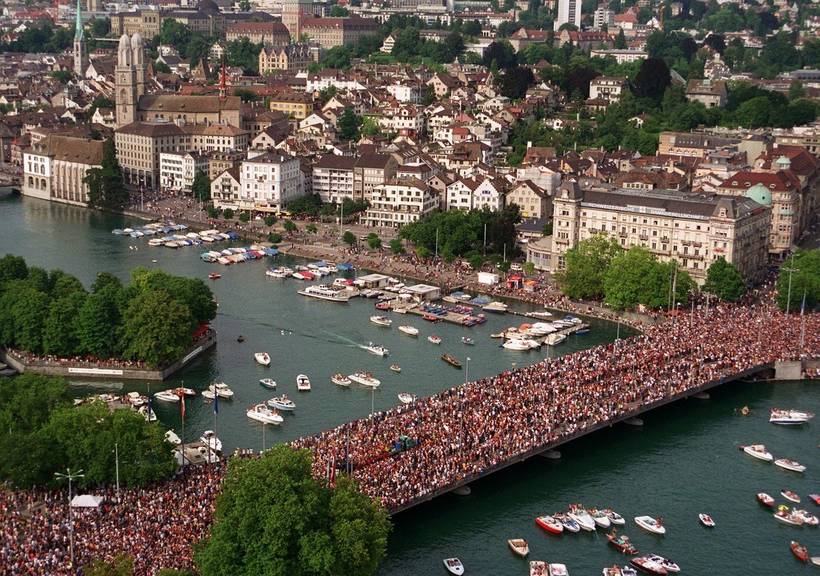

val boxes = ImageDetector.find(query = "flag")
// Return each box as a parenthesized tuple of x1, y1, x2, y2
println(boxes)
(180, 392, 186, 420)
(213, 391, 219, 415)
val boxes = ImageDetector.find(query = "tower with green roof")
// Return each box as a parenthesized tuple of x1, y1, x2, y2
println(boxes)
(73, 0, 87, 76)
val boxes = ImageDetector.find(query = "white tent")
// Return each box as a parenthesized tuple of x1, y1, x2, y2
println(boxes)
(70, 494, 104, 508)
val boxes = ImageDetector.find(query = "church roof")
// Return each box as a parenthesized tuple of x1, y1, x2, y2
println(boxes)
(137, 94, 242, 113)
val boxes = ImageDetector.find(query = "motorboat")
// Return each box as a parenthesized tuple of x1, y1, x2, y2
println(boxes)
(208, 272, 221, 280)
(606, 531, 637, 555)
(268, 395, 295, 411)
(548, 563, 568, 576)
(794, 509, 819, 526)
(483, 301, 508, 313)
(365, 343, 389, 356)
(810, 494, 820, 505)
(629, 557, 667, 575)
(154, 389, 181, 403)
(397, 393, 416, 405)
(398, 325, 419, 336)
(698, 513, 715, 527)
(757, 492, 775, 507)
(503, 339, 532, 351)
(646, 556, 679, 573)
(173, 387, 196, 397)
(545, 333, 567, 346)
(237, 335, 245, 343)
(589, 509, 611, 528)
(207, 382, 234, 399)
(604, 509, 626, 525)
(259, 378, 277, 389)
(773, 508, 803, 526)
(349, 372, 381, 388)
(742, 444, 773, 462)
(555, 513, 580, 533)
(200, 430, 222, 452)
(255, 352, 271, 366)
(441, 354, 462, 368)
(530, 561, 548, 576)
(331, 373, 351, 386)
(568, 507, 596, 531)
(298, 285, 351, 302)
(370, 315, 392, 327)
(296, 374, 311, 391)
(535, 515, 564, 535)
(428, 335, 442, 344)
(138, 405, 156, 422)
(634, 516, 666, 535)
(461, 337, 474, 345)
(770, 408, 814, 425)
(125, 391, 147, 407)
(791, 541, 809, 563)
(775, 459, 806, 473)
(443, 558, 464, 575)
(164, 430, 182, 445)
(246, 403, 283, 425)
(389, 364, 401, 372)
(782, 489, 801, 503)
(603, 567, 637, 576)
(508, 538, 529, 557)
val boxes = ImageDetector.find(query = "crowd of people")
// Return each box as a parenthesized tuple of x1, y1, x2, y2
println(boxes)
(1, 291, 816, 575)
(8, 350, 148, 369)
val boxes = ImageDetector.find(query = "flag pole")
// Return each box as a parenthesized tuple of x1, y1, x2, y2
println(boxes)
(180, 380, 185, 471)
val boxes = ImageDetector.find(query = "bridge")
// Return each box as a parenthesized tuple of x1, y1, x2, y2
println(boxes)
(294, 302, 817, 515)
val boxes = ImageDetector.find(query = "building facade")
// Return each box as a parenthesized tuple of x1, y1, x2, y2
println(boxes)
(226, 21, 290, 45)
(22, 134, 104, 206)
(259, 44, 312, 74)
(363, 178, 438, 228)
(159, 151, 208, 193)
(353, 153, 398, 202)
(555, 0, 581, 30)
(239, 152, 304, 211)
(312, 154, 357, 203)
(301, 17, 380, 49)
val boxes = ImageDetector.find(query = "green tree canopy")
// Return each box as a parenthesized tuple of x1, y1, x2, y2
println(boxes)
(195, 445, 391, 576)
(703, 257, 745, 301)
(342, 231, 357, 246)
(338, 108, 362, 141)
(557, 236, 623, 300)
(776, 249, 820, 313)
(84, 138, 128, 211)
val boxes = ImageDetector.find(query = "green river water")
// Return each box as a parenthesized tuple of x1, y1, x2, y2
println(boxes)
(1, 194, 817, 576)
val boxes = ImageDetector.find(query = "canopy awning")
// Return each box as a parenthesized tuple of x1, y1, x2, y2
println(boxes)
(70, 494, 104, 508)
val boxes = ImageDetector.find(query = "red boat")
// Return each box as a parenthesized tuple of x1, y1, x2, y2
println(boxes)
(535, 515, 564, 535)
(422, 313, 441, 322)
(208, 272, 221, 280)
(810, 494, 820, 506)
(757, 492, 775, 507)
(375, 301, 390, 310)
(607, 531, 638, 555)
(791, 541, 809, 563)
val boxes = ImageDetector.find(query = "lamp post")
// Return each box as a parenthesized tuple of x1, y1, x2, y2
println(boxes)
(55, 468, 84, 568)
(465, 357, 471, 384)
(114, 442, 120, 503)
(783, 257, 799, 315)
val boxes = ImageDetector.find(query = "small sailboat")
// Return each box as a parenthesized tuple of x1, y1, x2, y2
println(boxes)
(254, 352, 271, 366)
(296, 374, 311, 391)
(507, 539, 529, 558)
(331, 373, 351, 386)
(259, 378, 277, 389)
(698, 513, 715, 527)
(443, 558, 464, 575)
(397, 393, 416, 404)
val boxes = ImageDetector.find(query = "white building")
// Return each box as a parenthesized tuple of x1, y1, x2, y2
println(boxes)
(159, 151, 208, 193)
(211, 167, 241, 210)
(386, 82, 421, 103)
(240, 152, 304, 212)
(363, 178, 438, 228)
(589, 76, 628, 103)
(589, 49, 648, 63)
(593, 7, 614, 29)
(312, 154, 357, 203)
(555, 0, 581, 31)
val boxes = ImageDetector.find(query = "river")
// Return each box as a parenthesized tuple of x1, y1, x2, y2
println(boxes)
(1, 194, 816, 575)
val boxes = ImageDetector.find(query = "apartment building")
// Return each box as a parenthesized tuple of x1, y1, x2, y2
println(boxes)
(159, 151, 208, 193)
(353, 153, 398, 202)
(240, 152, 304, 212)
(211, 167, 242, 210)
(312, 154, 357, 203)
(301, 17, 379, 49)
(589, 76, 628, 103)
(550, 183, 771, 283)
(115, 122, 188, 189)
(268, 92, 314, 120)
(363, 178, 438, 228)
(259, 44, 312, 74)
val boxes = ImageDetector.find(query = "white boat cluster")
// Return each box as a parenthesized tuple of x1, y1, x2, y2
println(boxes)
(494, 316, 585, 350)
(112, 222, 188, 237)
(201, 244, 276, 265)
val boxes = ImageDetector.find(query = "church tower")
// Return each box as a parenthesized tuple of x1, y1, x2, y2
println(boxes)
(115, 33, 146, 127)
(73, 0, 87, 76)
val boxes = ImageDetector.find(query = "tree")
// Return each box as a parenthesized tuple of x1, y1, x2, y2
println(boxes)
(192, 170, 211, 202)
(631, 58, 671, 102)
(264, 215, 277, 227)
(603, 246, 660, 310)
(523, 262, 535, 275)
(557, 236, 623, 300)
(703, 257, 745, 301)
(498, 66, 535, 99)
(338, 108, 362, 141)
(342, 231, 356, 246)
(268, 232, 283, 244)
(283, 219, 297, 234)
(84, 138, 128, 211)
(76, 291, 121, 358)
(482, 41, 517, 69)
(12, 286, 49, 353)
(330, 5, 349, 16)
(226, 37, 263, 75)
(238, 0, 251, 10)
(51, 70, 73, 83)
(306, 223, 318, 234)
(389, 238, 405, 254)
(367, 233, 381, 250)
(776, 249, 820, 313)
(0, 254, 28, 286)
(119, 289, 192, 367)
(43, 291, 87, 356)
(195, 446, 391, 576)
(239, 211, 250, 223)
(223, 208, 235, 219)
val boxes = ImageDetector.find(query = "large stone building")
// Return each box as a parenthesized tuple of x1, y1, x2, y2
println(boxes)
(550, 183, 771, 283)
(22, 134, 105, 206)
(353, 153, 398, 202)
(226, 21, 290, 45)
(301, 17, 380, 49)
(281, 0, 314, 39)
(363, 178, 438, 228)
(239, 152, 304, 212)
(259, 43, 312, 74)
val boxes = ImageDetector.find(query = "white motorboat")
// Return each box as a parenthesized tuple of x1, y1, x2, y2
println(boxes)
(398, 325, 419, 336)
(588, 509, 611, 528)
(770, 408, 814, 425)
(255, 352, 271, 366)
(443, 558, 464, 575)
(349, 372, 381, 388)
(568, 508, 596, 531)
(428, 335, 442, 344)
(773, 508, 804, 526)
(483, 301, 509, 313)
(398, 393, 416, 404)
(125, 391, 147, 407)
(298, 284, 351, 302)
(603, 567, 637, 576)
(698, 513, 716, 527)
(508, 538, 529, 557)
(200, 430, 222, 452)
(781, 489, 801, 503)
(646, 556, 679, 573)
(154, 389, 181, 403)
(528, 310, 553, 319)
(775, 458, 806, 473)
(173, 387, 196, 397)
(742, 444, 773, 462)
(267, 395, 295, 411)
(794, 509, 819, 526)
(370, 315, 392, 327)
(246, 403, 283, 425)
(164, 430, 182, 445)
(545, 333, 567, 346)
(297, 374, 311, 391)
(138, 405, 156, 422)
(634, 515, 666, 535)
(548, 563, 569, 576)
(365, 343, 390, 356)
(207, 382, 234, 399)
(630, 557, 666, 575)
(535, 515, 564, 534)
(331, 373, 351, 386)
(604, 509, 626, 525)
(503, 339, 532, 351)
(531, 561, 548, 576)
(259, 378, 277, 389)
(461, 337, 475, 345)
(555, 513, 580, 533)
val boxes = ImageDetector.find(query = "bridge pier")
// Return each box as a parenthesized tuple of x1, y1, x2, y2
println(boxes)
(774, 360, 803, 381)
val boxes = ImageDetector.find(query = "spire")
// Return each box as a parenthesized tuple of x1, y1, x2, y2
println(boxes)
(219, 56, 227, 101)
(75, 0, 84, 41)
